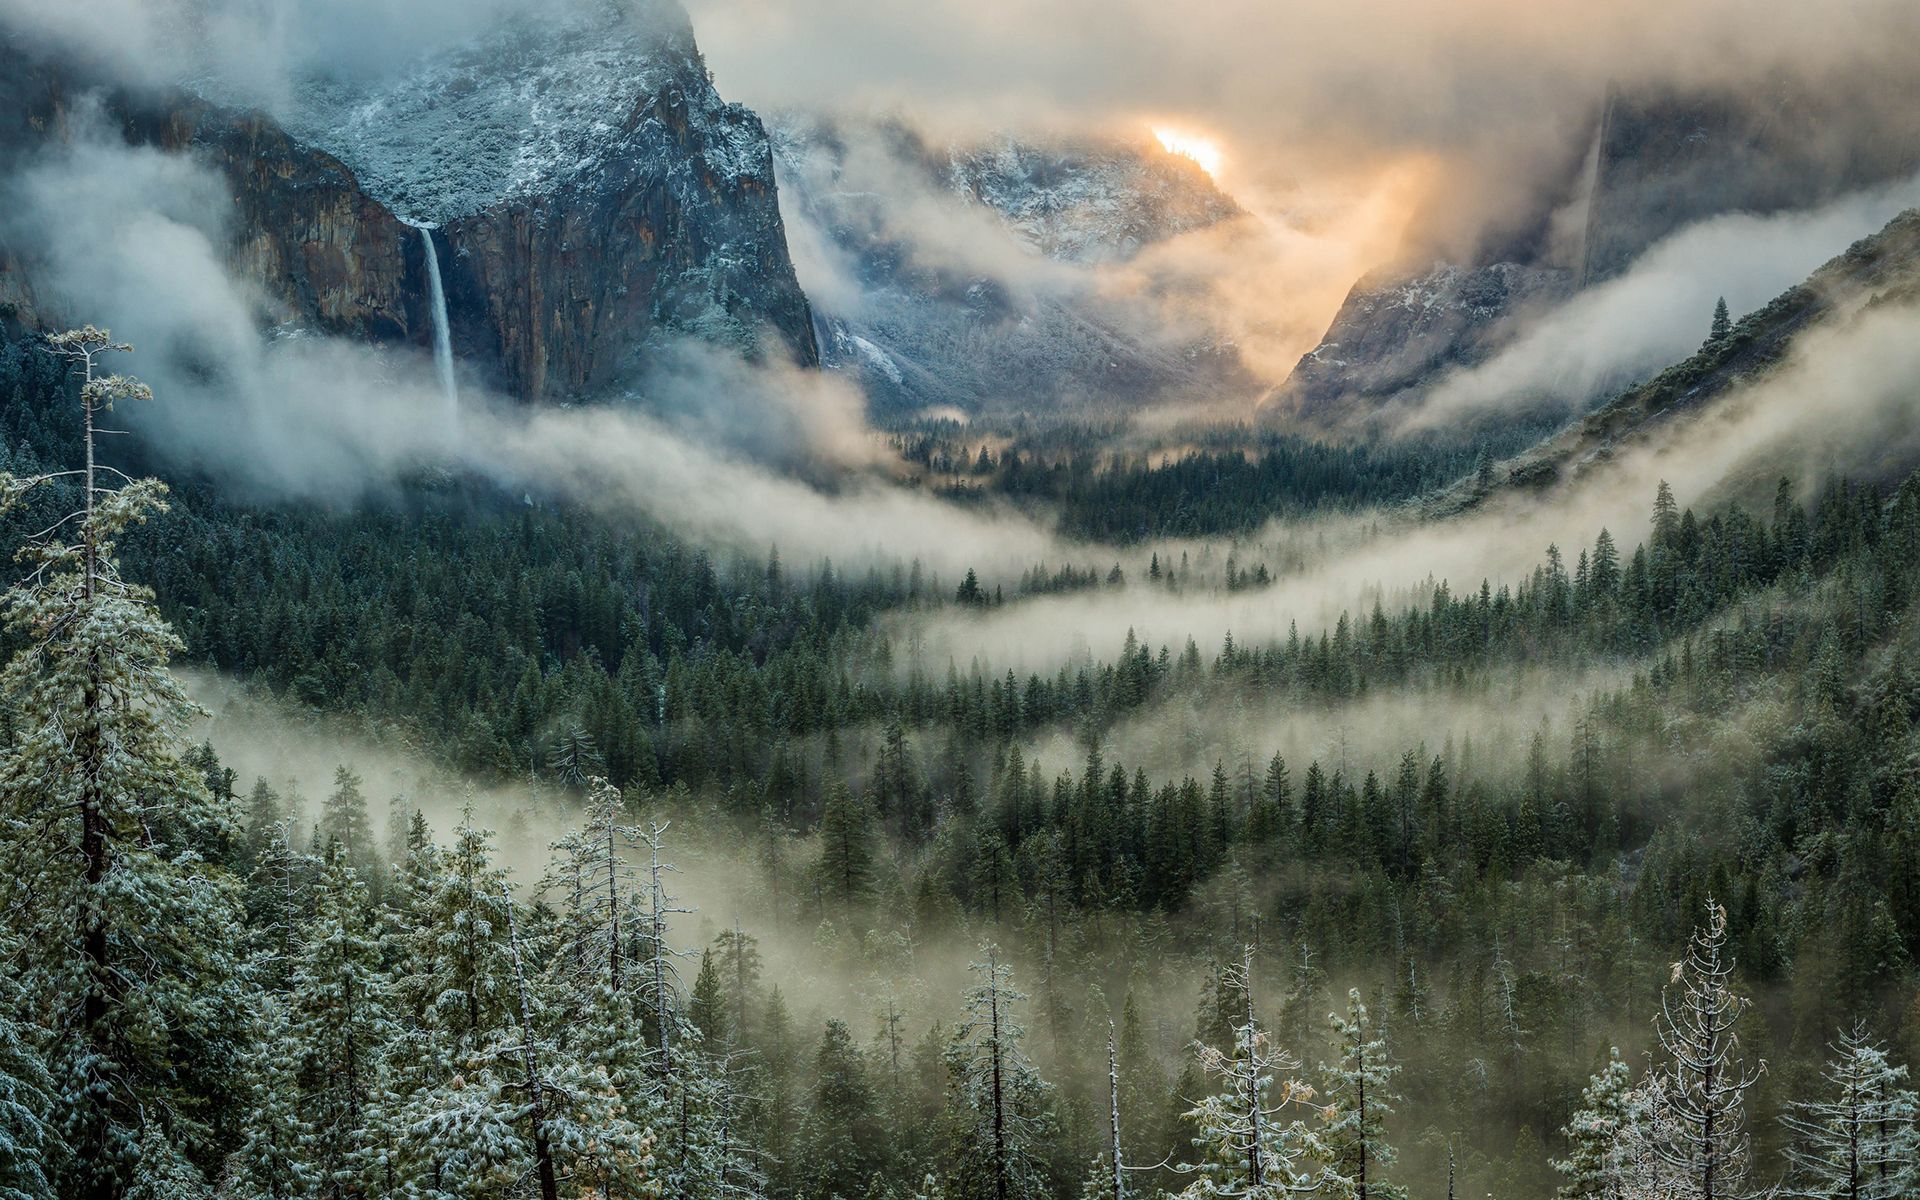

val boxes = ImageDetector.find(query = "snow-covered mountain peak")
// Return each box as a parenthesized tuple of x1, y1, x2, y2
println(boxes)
(946, 133, 1241, 264)
(261, 0, 707, 225)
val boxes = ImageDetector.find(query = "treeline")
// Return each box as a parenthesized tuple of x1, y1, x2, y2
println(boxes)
(896, 423, 1476, 542)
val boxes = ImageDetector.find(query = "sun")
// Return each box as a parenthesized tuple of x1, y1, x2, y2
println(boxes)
(1151, 126, 1225, 179)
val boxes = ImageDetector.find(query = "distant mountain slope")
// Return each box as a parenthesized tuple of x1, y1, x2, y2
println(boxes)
(0, 0, 816, 402)
(774, 114, 1256, 416)
(1276, 79, 1920, 423)
(946, 133, 1239, 264)
(1427, 207, 1920, 516)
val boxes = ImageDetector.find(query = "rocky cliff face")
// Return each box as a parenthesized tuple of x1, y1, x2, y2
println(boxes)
(1276, 79, 1920, 424)
(1277, 261, 1572, 420)
(0, 0, 816, 403)
(0, 49, 424, 343)
(775, 114, 1251, 415)
(946, 133, 1240, 265)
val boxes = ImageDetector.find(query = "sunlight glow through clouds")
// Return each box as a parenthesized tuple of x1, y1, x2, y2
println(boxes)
(1151, 125, 1224, 178)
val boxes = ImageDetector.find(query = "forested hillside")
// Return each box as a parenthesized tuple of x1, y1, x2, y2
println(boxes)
(2, 325, 1918, 1200)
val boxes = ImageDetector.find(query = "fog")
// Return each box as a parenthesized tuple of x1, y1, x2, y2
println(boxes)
(1397, 169, 1920, 433)
(1025, 661, 1633, 799)
(899, 286, 1920, 674)
(0, 122, 1074, 578)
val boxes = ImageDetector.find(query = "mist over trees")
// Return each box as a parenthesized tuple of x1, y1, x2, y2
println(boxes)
(1, 316, 1919, 1200)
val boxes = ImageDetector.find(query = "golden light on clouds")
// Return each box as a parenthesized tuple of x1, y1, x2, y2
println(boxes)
(1151, 126, 1225, 179)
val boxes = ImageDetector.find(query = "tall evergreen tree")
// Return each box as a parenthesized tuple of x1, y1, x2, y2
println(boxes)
(0, 327, 243, 1199)
(1318, 989, 1404, 1200)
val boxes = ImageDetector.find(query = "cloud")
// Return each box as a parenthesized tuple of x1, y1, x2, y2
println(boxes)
(895, 287, 1920, 675)
(1396, 171, 1920, 432)
(2, 121, 1069, 577)
(687, 0, 1920, 247)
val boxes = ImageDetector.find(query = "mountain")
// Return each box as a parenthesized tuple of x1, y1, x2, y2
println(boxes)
(1276, 78, 1920, 423)
(1428, 205, 1920, 516)
(773, 114, 1255, 416)
(1278, 260, 1574, 423)
(0, 0, 815, 402)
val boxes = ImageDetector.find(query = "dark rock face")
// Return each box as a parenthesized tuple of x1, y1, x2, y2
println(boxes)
(0, 2, 816, 403)
(1277, 261, 1572, 420)
(440, 64, 817, 402)
(0, 48, 423, 343)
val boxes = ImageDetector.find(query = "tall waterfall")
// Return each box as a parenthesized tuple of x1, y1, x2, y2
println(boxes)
(416, 224, 458, 422)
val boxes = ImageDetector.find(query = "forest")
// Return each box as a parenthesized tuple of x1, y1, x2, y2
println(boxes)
(1, 326, 1917, 1200)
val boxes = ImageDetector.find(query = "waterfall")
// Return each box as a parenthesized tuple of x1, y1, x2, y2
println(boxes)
(416, 224, 459, 422)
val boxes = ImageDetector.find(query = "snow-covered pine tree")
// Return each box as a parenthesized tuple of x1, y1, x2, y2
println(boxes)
(1174, 947, 1322, 1200)
(1553, 1048, 1633, 1200)
(1318, 989, 1405, 1200)
(393, 807, 517, 1051)
(0, 964, 57, 1200)
(0, 327, 244, 1200)
(945, 946, 1057, 1200)
(1652, 901, 1763, 1200)
(1780, 1024, 1918, 1200)
(222, 994, 313, 1200)
(543, 776, 647, 999)
(289, 846, 395, 1197)
(318, 766, 378, 883)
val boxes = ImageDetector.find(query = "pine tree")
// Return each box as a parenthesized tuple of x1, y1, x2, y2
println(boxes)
(1553, 1048, 1634, 1200)
(945, 946, 1057, 1200)
(804, 1019, 884, 1200)
(393, 809, 516, 1052)
(0, 965, 57, 1200)
(289, 847, 394, 1198)
(0, 327, 244, 1200)
(817, 785, 878, 903)
(1653, 902, 1763, 1200)
(1780, 1025, 1918, 1200)
(1174, 949, 1322, 1200)
(1706, 297, 1731, 347)
(1318, 989, 1404, 1200)
(318, 765, 377, 880)
(224, 994, 313, 1200)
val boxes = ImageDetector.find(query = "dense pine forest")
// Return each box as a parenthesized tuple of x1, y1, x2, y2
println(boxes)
(2, 325, 1918, 1200)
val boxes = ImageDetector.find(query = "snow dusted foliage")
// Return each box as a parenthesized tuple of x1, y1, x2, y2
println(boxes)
(1318, 989, 1406, 1200)
(944, 946, 1057, 1200)
(1555, 1048, 1636, 1200)
(260, 0, 709, 226)
(0, 971, 56, 1200)
(0, 329, 245, 1200)
(288, 849, 396, 1196)
(1652, 902, 1764, 1200)
(1175, 952, 1323, 1200)
(1781, 1025, 1920, 1200)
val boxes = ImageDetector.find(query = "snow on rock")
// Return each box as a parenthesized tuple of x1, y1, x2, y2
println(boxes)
(772, 112, 1253, 415)
(946, 133, 1240, 265)
(264, 1, 705, 225)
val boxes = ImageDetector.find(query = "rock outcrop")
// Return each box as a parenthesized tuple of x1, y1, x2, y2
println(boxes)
(1277, 261, 1573, 421)
(0, 0, 816, 403)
